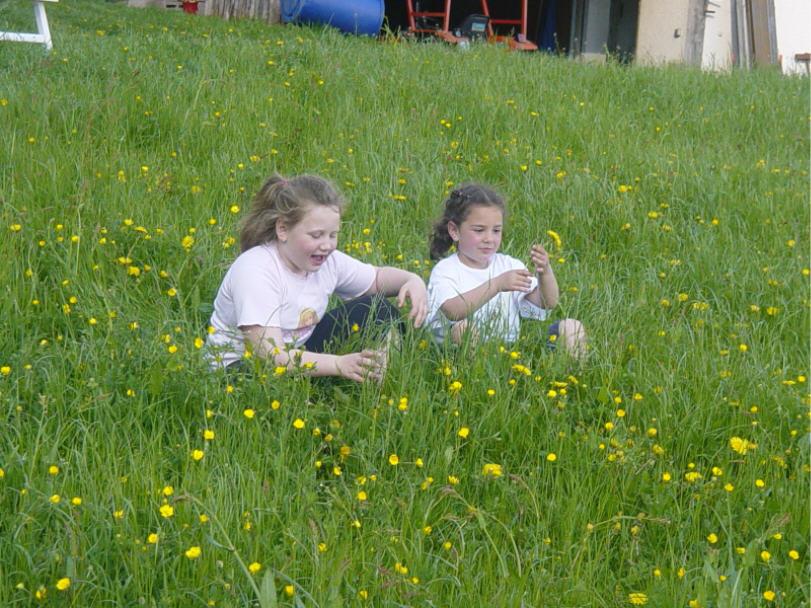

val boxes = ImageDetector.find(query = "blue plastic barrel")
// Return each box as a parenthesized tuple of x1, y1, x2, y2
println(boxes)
(281, 0, 384, 36)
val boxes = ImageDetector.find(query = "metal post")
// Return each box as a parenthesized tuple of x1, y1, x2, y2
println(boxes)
(34, 1, 53, 50)
(0, 0, 54, 51)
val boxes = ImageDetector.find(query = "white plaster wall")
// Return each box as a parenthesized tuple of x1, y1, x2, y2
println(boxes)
(635, 0, 690, 64)
(774, 0, 811, 74)
(701, 0, 733, 70)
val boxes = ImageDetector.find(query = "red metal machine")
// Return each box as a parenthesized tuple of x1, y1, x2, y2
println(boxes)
(479, 0, 537, 51)
(405, 0, 537, 50)
(404, 0, 466, 44)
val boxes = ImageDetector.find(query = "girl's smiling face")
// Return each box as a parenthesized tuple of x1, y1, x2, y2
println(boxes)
(448, 204, 503, 269)
(276, 203, 341, 274)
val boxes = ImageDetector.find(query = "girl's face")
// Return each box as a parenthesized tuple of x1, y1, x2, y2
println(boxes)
(276, 204, 341, 274)
(448, 204, 503, 269)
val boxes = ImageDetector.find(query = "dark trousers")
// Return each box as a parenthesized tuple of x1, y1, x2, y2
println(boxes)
(225, 295, 401, 374)
(304, 295, 402, 353)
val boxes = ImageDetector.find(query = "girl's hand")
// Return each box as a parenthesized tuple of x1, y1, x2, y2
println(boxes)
(530, 244, 550, 275)
(496, 269, 533, 293)
(397, 276, 428, 327)
(336, 350, 386, 383)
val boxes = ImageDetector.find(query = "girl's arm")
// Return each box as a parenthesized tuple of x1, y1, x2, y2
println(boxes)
(364, 266, 428, 327)
(440, 269, 533, 321)
(241, 325, 384, 382)
(525, 245, 559, 309)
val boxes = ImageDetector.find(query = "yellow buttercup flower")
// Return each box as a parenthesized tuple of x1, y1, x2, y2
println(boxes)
(482, 463, 503, 478)
(729, 436, 756, 455)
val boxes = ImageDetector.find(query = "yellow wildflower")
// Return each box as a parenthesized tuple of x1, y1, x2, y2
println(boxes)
(729, 436, 756, 455)
(482, 463, 502, 478)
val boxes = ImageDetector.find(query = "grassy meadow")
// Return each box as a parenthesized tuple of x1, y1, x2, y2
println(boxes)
(0, 1, 809, 605)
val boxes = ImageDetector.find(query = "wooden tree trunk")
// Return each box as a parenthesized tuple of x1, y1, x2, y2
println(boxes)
(204, 0, 280, 23)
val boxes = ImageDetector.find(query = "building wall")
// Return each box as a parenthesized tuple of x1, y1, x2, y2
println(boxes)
(774, 0, 811, 74)
(635, 0, 690, 64)
(701, 0, 733, 70)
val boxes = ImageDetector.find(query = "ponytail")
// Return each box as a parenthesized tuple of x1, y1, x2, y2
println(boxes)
(429, 218, 455, 260)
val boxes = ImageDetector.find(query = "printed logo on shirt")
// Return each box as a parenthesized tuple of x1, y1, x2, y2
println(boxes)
(290, 307, 319, 341)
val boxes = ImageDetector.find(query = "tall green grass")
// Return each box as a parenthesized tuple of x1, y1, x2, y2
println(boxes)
(0, 1, 808, 606)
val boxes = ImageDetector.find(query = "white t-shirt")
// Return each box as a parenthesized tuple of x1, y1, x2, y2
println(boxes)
(206, 243, 376, 368)
(427, 253, 548, 344)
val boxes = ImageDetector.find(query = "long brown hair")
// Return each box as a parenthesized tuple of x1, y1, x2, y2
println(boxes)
(240, 174, 346, 253)
(429, 183, 506, 260)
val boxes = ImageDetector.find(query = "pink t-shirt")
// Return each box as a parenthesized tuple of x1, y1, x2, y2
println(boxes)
(206, 243, 376, 368)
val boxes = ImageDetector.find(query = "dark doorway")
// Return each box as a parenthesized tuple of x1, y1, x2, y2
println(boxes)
(607, 0, 639, 60)
(535, 0, 574, 54)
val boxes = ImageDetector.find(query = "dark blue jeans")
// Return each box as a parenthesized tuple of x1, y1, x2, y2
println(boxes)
(304, 295, 402, 353)
(225, 295, 401, 373)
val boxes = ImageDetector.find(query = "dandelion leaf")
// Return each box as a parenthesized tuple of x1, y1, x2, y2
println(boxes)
(147, 363, 165, 397)
(258, 570, 277, 608)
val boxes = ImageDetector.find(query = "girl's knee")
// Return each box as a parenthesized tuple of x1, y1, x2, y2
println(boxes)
(558, 318, 586, 338)
(450, 319, 469, 345)
(555, 318, 587, 359)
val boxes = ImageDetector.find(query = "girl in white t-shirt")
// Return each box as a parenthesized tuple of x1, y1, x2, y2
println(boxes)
(426, 183, 586, 356)
(207, 174, 428, 382)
